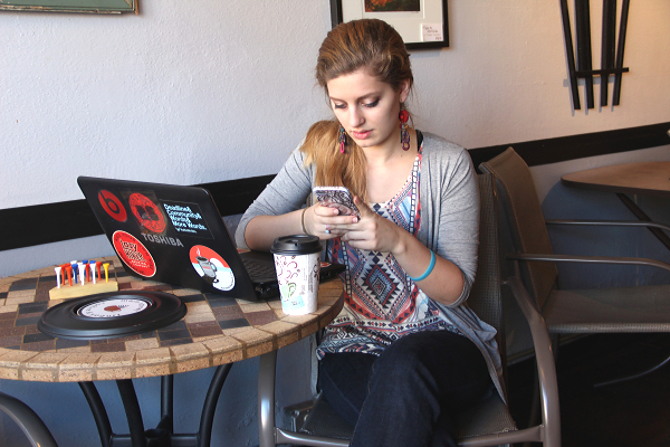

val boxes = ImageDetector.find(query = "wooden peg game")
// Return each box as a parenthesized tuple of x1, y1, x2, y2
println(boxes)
(49, 260, 119, 300)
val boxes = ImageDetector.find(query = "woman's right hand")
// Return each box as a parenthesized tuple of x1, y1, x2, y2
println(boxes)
(305, 204, 358, 240)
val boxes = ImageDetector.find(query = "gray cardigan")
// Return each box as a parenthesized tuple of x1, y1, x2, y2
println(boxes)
(235, 132, 503, 398)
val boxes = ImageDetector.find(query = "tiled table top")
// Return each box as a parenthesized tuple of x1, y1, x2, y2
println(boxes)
(0, 257, 343, 383)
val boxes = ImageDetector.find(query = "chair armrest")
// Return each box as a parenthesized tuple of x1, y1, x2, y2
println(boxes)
(546, 219, 670, 233)
(503, 276, 561, 447)
(509, 253, 670, 273)
(0, 392, 57, 447)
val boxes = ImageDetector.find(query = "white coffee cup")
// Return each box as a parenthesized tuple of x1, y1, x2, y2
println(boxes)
(271, 235, 322, 315)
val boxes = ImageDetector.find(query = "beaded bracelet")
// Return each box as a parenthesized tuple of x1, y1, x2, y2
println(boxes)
(408, 250, 436, 282)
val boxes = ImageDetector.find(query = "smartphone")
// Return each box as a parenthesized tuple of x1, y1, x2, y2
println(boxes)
(313, 186, 360, 217)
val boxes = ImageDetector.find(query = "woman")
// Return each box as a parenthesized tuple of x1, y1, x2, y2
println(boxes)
(235, 19, 502, 447)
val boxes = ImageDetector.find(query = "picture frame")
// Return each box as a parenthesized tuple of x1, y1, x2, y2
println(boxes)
(0, 0, 137, 14)
(330, 0, 448, 50)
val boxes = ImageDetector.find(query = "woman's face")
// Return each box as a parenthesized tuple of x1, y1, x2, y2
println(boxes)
(326, 69, 410, 152)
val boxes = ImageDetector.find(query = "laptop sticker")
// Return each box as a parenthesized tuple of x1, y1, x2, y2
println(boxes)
(112, 230, 157, 278)
(189, 245, 235, 291)
(98, 190, 128, 222)
(129, 192, 167, 233)
(162, 201, 213, 239)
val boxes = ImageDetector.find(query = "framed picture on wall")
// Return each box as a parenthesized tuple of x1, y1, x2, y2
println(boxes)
(0, 0, 137, 14)
(330, 0, 448, 49)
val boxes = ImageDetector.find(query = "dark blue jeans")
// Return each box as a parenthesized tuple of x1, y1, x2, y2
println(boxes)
(318, 331, 491, 447)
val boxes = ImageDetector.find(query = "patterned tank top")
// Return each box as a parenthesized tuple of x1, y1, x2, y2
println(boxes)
(317, 143, 460, 358)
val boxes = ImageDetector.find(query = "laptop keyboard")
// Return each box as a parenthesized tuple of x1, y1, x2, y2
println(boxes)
(241, 255, 276, 279)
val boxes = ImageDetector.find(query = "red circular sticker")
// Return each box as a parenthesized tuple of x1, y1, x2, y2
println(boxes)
(189, 245, 235, 291)
(112, 230, 157, 277)
(98, 190, 127, 222)
(129, 192, 166, 233)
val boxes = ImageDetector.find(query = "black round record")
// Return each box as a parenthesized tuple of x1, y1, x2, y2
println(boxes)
(38, 291, 187, 340)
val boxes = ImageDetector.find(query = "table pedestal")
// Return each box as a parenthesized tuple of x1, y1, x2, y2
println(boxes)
(80, 364, 231, 447)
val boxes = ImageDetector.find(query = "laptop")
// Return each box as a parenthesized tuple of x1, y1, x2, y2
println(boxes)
(77, 176, 343, 300)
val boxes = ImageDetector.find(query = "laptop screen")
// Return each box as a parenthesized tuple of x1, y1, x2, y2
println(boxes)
(78, 176, 266, 298)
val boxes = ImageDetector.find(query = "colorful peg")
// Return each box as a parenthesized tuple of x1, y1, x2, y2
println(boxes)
(78, 263, 86, 286)
(82, 260, 90, 282)
(89, 260, 97, 284)
(64, 264, 73, 287)
(70, 261, 79, 284)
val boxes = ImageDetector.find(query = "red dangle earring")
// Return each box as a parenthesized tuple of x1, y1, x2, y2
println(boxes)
(338, 126, 347, 154)
(399, 106, 410, 151)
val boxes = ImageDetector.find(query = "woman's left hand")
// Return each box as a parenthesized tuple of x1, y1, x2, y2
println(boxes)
(336, 196, 404, 253)
(334, 196, 465, 305)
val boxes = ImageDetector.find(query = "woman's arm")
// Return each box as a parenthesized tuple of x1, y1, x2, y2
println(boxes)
(234, 148, 314, 250)
(430, 148, 479, 306)
(243, 210, 305, 251)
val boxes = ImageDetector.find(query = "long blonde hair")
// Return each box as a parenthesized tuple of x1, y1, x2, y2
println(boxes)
(300, 19, 413, 201)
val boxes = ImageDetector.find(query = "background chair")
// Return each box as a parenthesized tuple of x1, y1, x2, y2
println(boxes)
(0, 391, 58, 447)
(257, 173, 561, 447)
(479, 147, 670, 387)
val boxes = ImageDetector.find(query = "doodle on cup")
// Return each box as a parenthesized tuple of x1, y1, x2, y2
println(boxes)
(271, 235, 322, 315)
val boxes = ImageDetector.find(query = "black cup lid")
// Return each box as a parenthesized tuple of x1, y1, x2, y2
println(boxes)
(271, 235, 321, 255)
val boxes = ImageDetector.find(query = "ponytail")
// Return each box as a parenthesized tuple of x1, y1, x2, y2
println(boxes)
(300, 120, 368, 201)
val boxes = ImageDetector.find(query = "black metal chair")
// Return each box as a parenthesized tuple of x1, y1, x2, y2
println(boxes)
(257, 172, 561, 447)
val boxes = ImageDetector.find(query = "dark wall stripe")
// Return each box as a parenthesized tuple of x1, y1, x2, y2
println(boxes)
(2, 201, 103, 251)
(469, 121, 669, 168)
(1, 122, 668, 251)
(0, 175, 275, 251)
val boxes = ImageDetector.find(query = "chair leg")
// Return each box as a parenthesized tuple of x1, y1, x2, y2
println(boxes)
(521, 334, 560, 447)
(521, 369, 541, 447)
(258, 351, 278, 447)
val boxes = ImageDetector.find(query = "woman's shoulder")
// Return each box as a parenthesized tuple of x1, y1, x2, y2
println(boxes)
(420, 131, 468, 159)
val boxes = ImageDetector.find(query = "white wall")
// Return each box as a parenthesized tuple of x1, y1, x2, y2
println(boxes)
(1, 1, 669, 445)
(2, 1, 669, 211)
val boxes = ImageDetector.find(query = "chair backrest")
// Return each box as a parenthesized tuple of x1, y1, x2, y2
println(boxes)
(468, 173, 502, 331)
(479, 147, 558, 310)
(467, 173, 507, 382)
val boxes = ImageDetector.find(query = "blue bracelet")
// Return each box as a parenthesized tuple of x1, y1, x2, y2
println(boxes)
(408, 250, 436, 282)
